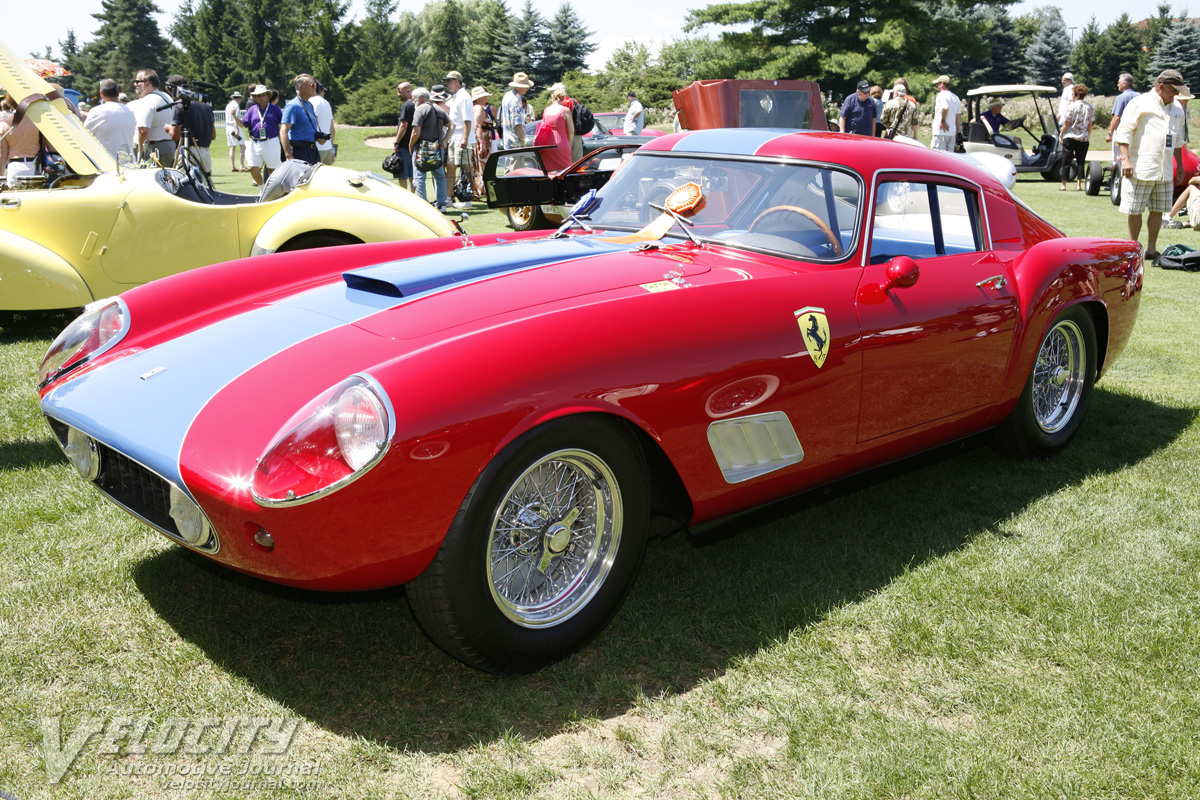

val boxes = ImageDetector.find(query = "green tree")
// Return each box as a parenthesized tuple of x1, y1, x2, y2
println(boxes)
(345, 0, 397, 89)
(600, 40, 675, 108)
(1149, 19, 1200, 88)
(1101, 14, 1145, 90)
(58, 30, 83, 91)
(980, 8, 1027, 85)
(417, 0, 467, 85)
(76, 0, 175, 96)
(1069, 19, 1109, 91)
(543, 3, 593, 82)
(1024, 6, 1070, 86)
(170, 0, 246, 91)
(1139, 3, 1174, 82)
(927, 1, 993, 88)
(511, 0, 551, 85)
(658, 36, 740, 84)
(235, 0, 301, 93)
(686, 0, 1010, 96)
(464, 0, 517, 89)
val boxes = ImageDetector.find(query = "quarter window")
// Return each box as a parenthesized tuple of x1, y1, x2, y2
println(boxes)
(870, 181, 983, 264)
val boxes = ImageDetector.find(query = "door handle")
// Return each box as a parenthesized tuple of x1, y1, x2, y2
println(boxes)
(976, 274, 1006, 290)
(0, 197, 20, 209)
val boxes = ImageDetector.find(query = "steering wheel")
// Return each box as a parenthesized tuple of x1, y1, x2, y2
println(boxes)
(748, 205, 843, 255)
(187, 165, 213, 204)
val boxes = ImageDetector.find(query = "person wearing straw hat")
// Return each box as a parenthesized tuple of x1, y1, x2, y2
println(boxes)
(929, 74, 960, 152)
(471, 86, 493, 197)
(500, 72, 533, 150)
(238, 84, 283, 186)
(225, 90, 248, 172)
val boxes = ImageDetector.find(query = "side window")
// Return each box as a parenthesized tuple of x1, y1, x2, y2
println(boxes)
(870, 181, 983, 264)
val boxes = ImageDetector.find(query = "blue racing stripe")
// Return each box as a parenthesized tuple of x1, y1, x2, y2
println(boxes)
(668, 128, 798, 156)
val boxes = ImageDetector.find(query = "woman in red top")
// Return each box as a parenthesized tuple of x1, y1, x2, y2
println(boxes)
(533, 86, 575, 172)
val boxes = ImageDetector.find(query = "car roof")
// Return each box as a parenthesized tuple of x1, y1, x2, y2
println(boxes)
(639, 129, 1003, 190)
(966, 85, 1059, 97)
(0, 39, 118, 176)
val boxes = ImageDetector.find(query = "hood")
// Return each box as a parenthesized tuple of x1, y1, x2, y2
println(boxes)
(0, 40, 118, 176)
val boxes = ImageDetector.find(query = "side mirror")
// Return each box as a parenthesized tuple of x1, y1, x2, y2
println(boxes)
(882, 256, 920, 292)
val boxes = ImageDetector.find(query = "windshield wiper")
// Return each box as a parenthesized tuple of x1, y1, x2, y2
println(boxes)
(649, 202, 702, 246)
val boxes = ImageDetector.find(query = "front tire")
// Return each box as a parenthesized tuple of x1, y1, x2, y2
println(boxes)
(1110, 171, 1122, 206)
(407, 416, 650, 673)
(993, 306, 1097, 458)
(276, 232, 362, 252)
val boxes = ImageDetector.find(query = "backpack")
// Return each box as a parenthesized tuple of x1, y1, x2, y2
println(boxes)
(1157, 243, 1200, 271)
(573, 102, 595, 136)
(414, 141, 443, 172)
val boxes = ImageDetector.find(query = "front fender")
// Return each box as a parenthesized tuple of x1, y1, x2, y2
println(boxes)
(250, 195, 452, 256)
(0, 229, 94, 311)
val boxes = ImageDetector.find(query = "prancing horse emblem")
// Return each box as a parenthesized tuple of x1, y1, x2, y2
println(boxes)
(794, 307, 830, 369)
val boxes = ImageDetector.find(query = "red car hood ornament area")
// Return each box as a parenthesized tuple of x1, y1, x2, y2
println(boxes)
(603, 182, 706, 244)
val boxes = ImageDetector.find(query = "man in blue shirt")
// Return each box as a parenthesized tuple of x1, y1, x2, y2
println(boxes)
(280, 74, 326, 165)
(839, 80, 877, 136)
(1106, 73, 1140, 166)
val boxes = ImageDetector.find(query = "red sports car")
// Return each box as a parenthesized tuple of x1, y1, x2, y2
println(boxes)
(590, 112, 665, 137)
(38, 130, 1142, 673)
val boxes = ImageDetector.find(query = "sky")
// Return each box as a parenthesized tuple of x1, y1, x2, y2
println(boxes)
(3, 0, 1174, 78)
(5, 0, 696, 75)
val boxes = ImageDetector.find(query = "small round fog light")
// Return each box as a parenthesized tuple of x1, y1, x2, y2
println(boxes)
(65, 427, 100, 481)
(168, 485, 211, 546)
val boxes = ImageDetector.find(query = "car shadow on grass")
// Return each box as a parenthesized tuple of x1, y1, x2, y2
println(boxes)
(133, 387, 1194, 754)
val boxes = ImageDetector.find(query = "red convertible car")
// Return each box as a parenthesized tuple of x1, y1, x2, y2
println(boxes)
(38, 130, 1142, 673)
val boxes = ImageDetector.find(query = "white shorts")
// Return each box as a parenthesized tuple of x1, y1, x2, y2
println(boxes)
(226, 129, 245, 148)
(447, 139, 472, 169)
(4, 160, 37, 187)
(247, 137, 282, 170)
(930, 133, 955, 152)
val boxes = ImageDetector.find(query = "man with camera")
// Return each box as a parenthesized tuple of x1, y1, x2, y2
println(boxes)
(238, 85, 283, 186)
(165, 74, 216, 176)
(280, 74, 327, 166)
(129, 69, 177, 166)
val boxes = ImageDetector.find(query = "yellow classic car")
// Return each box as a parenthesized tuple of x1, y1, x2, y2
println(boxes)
(0, 41, 454, 311)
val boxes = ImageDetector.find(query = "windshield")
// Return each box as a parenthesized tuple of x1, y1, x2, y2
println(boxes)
(587, 153, 861, 260)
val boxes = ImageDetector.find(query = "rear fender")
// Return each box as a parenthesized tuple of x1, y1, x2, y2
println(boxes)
(996, 237, 1140, 414)
(0, 229, 93, 311)
(250, 196, 450, 256)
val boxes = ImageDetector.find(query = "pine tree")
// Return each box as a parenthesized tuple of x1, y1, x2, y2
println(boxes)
(510, 0, 550, 86)
(1101, 14, 1145, 90)
(235, 0, 302, 93)
(76, 0, 174, 96)
(346, 0, 397, 88)
(1025, 7, 1071, 86)
(417, 0, 466, 86)
(543, 3, 593, 81)
(464, 0, 517, 89)
(1069, 19, 1109, 91)
(927, 2, 992, 88)
(980, 8, 1027, 85)
(1149, 19, 1200, 89)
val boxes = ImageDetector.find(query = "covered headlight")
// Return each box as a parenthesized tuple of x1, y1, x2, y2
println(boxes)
(169, 485, 214, 547)
(38, 298, 129, 388)
(251, 375, 394, 507)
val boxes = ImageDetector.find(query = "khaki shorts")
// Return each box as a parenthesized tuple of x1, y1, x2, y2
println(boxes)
(1187, 191, 1200, 228)
(447, 139, 472, 169)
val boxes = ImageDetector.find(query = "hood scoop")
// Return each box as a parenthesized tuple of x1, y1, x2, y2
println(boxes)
(343, 237, 629, 298)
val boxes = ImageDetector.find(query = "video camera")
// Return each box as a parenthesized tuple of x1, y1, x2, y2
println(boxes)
(166, 78, 218, 104)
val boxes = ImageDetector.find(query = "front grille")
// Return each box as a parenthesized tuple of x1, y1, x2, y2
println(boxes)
(95, 444, 177, 535)
(45, 415, 218, 553)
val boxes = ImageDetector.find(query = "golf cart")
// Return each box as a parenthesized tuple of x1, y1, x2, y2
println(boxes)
(962, 85, 1074, 181)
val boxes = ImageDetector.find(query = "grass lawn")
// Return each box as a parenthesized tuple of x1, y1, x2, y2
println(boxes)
(4, 132, 1200, 799)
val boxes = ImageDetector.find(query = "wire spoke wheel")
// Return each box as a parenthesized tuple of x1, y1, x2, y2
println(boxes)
(487, 449, 621, 628)
(1032, 318, 1086, 434)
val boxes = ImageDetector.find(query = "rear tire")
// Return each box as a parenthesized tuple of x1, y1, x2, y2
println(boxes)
(276, 232, 361, 252)
(1110, 171, 1122, 206)
(993, 305, 1096, 458)
(407, 416, 650, 673)
(1085, 161, 1103, 196)
(507, 205, 546, 231)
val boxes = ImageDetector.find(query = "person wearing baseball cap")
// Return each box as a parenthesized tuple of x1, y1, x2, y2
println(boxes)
(443, 69, 473, 207)
(1113, 68, 1189, 261)
(880, 81, 919, 140)
(930, 74, 960, 151)
(839, 79, 876, 136)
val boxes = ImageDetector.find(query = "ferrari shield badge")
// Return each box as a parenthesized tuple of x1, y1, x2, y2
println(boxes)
(795, 307, 830, 368)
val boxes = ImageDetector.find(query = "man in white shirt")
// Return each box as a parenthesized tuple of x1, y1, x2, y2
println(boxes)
(930, 75, 960, 151)
(1059, 72, 1074, 125)
(311, 81, 336, 165)
(1115, 69, 1188, 260)
(623, 91, 644, 135)
(84, 78, 136, 160)
(225, 91, 247, 172)
(443, 70, 473, 206)
(128, 69, 177, 166)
